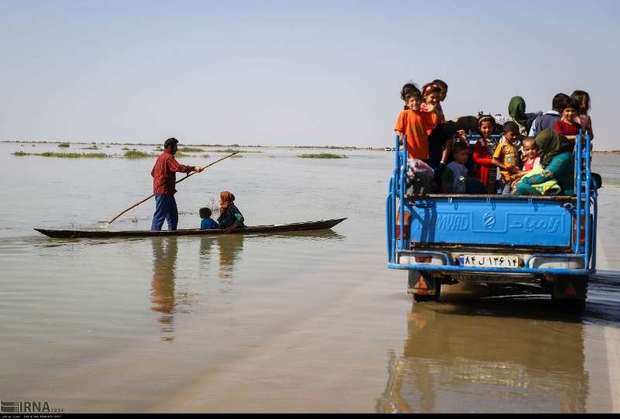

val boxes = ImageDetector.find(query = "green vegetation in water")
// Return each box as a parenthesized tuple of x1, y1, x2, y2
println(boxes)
(174, 151, 207, 158)
(211, 148, 262, 153)
(124, 150, 153, 159)
(82, 145, 99, 150)
(58, 143, 70, 148)
(298, 153, 347, 159)
(13, 151, 108, 158)
(179, 146, 205, 153)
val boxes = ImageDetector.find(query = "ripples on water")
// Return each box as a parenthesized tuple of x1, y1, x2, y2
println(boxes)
(1, 145, 620, 412)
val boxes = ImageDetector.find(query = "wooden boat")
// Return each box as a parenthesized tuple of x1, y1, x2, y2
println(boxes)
(34, 218, 346, 239)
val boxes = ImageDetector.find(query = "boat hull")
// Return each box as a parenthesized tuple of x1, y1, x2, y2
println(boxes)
(34, 218, 346, 239)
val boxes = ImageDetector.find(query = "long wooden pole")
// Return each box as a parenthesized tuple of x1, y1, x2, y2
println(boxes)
(108, 151, 239, 224)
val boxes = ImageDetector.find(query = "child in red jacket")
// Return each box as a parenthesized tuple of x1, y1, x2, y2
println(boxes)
(471, 115, 499, 193)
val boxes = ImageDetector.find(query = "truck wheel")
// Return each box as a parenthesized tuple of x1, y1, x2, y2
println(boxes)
(551, 275, 588, 313)
(408, 270, 441, 302)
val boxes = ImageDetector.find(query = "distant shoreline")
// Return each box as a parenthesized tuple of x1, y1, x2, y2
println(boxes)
(0, 139, 387, 151)
(1, 139, 619, 153)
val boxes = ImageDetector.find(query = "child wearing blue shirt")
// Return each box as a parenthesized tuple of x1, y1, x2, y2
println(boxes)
(199, 207, 219, 230)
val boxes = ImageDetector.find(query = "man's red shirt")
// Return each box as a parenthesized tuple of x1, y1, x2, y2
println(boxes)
(151, 150, 193, 195)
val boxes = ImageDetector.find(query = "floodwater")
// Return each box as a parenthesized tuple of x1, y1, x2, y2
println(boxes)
(0, 142, 619, 413)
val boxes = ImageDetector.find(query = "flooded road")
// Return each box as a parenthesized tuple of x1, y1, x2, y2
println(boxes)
(0, 143, 619, 412)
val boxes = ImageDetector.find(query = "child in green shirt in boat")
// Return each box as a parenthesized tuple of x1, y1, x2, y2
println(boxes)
(217, 191, 245, 231)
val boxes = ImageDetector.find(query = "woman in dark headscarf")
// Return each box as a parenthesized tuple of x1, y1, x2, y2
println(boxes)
(217, 191, 245, 231)
(508, 96, 539, 136)
(515, 129, 574, 196)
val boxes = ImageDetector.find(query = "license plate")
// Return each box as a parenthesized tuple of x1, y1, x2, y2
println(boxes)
(459, 254, 521, 268)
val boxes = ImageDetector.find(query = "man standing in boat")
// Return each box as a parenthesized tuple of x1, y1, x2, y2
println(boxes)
(151, 137, 203, 231)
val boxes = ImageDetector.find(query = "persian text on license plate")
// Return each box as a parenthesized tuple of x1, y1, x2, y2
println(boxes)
(459, 254, 521, 268)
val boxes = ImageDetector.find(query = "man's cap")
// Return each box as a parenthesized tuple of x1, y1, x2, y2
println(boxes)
(164, 137, 179, 148)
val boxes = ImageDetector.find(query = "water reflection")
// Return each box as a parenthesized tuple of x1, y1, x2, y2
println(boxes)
(217, 235, 244, 280)
(199, 235, 245, 281)
(151, 238, 178, 342)
(377, 302, 589, 413)
(198, 230, 342, 282)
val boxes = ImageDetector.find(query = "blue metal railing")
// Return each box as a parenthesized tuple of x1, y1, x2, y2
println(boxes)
(573, 129, 594, 269)
(399, 140, 407, 251)
(583, 130, 593, 270)
(386, 134, 407, 263)
(575, 131, 582, 254)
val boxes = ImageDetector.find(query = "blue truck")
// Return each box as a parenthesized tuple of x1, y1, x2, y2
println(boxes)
(386, 131, 597, 310)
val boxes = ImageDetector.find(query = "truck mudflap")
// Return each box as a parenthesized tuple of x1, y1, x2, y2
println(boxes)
(408, 270, 439, 296)
(551, 275, 588, 300)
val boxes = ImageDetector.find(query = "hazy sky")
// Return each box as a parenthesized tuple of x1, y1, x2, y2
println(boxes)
(1, 0, 619, 149)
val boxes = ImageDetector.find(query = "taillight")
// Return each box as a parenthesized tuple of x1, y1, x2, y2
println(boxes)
(395, 210, 411, 242)
(415, 256, 432, 263)
(573, 216, 586, 245)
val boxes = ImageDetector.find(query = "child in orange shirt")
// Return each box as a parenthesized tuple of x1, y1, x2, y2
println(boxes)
(395, 82, 421, 145)
(394, 90, 437, 162)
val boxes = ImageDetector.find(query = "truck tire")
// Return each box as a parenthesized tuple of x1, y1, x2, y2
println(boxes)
(408, 270, 441, 302)
(551, 274, 588, 313)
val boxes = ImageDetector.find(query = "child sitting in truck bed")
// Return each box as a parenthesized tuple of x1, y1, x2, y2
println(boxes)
(553, 97, 580, 146)
(515, 129, 573, 196)
(571, 90, 594, 140)
(441, 141, 485, 194)
(510, 137, 541, 189)
(472, 115, 500, 194)
(420, 83, 445, 124)
(520, 137, 541, 172)
(493, 121, 521, 194)
(394, 87, 439, 166)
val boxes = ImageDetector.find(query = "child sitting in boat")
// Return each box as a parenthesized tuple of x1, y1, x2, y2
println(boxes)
(199, 207, 219, 230)
(218, 191, 245, 232)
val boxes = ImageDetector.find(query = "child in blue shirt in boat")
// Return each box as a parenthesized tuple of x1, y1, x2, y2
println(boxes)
(199, 207, 219, 230)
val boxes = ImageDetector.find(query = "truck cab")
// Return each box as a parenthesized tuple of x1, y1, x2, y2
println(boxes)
(386, 131, 597, 310)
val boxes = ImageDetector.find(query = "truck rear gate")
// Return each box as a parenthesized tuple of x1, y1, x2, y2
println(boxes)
(409, 195, 574, 248)
(386, 131, 597, 305)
